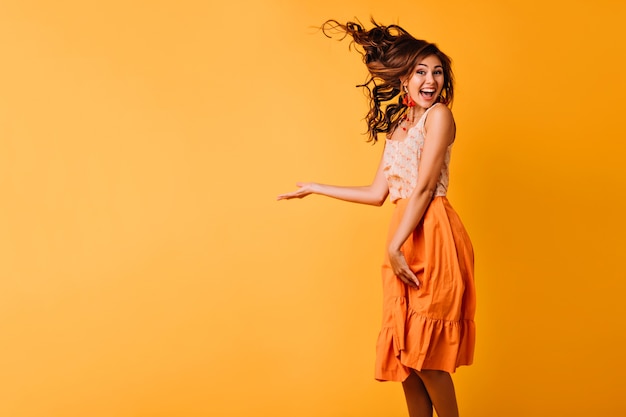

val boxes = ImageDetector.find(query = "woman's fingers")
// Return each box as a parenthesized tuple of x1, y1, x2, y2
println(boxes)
(408, 272, 420, 288)
(388, 250, 420, 288)
(398, 265, 420, 287)
(277, 191, 296, 200)
(277, 183, 312, 200)
(399, 270, 420, 288)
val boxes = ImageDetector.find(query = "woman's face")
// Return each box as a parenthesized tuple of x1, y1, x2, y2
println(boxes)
(405, 55, 445, 111)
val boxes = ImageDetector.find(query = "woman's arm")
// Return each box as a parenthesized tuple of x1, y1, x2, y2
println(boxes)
(387, 105, 456, 287)
(277, 149, 389, 206)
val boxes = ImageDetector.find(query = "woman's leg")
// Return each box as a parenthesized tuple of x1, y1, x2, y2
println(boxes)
(416, 370, 459, 417)
(402, 370, 433, 417)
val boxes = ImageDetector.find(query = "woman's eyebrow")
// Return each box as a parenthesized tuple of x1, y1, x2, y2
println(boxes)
(417, 63, 443, 69)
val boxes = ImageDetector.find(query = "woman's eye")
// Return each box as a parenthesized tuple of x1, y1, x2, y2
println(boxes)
(417, 70, 426, 75)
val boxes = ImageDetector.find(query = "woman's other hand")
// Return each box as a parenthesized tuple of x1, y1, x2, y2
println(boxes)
(388, 248, 420, 288)
(277, 182, 316, 200)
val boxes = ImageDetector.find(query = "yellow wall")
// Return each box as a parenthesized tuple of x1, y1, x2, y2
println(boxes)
(1, 0, 625, 416)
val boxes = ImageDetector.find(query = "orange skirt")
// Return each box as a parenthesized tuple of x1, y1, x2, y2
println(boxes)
(375, 196, 476, 382)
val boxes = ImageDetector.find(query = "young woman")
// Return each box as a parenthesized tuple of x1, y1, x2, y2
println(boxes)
(277, 20, 476, 417)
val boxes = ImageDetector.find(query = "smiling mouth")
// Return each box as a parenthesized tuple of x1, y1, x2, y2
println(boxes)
(420, 89, 436, 98)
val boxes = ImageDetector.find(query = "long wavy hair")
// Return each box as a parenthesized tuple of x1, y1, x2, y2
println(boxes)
(322, 19, 454, 143)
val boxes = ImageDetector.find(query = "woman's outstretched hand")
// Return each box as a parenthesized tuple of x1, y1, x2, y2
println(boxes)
(388, 248, 420, 288)
(277, 182, 316, 200)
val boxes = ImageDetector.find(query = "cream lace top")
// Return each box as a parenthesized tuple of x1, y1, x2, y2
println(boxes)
(383, 104, 451, 203)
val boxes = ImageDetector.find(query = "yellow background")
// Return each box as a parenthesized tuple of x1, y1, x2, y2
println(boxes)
(1, 0, 625, 416)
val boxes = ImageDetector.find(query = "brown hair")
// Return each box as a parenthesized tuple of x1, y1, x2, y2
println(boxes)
(322, 19, 454, 142)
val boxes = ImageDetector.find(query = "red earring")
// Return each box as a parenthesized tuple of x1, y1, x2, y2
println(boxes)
(402, 94, 416, 107)
(402, 86, 415, 107)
